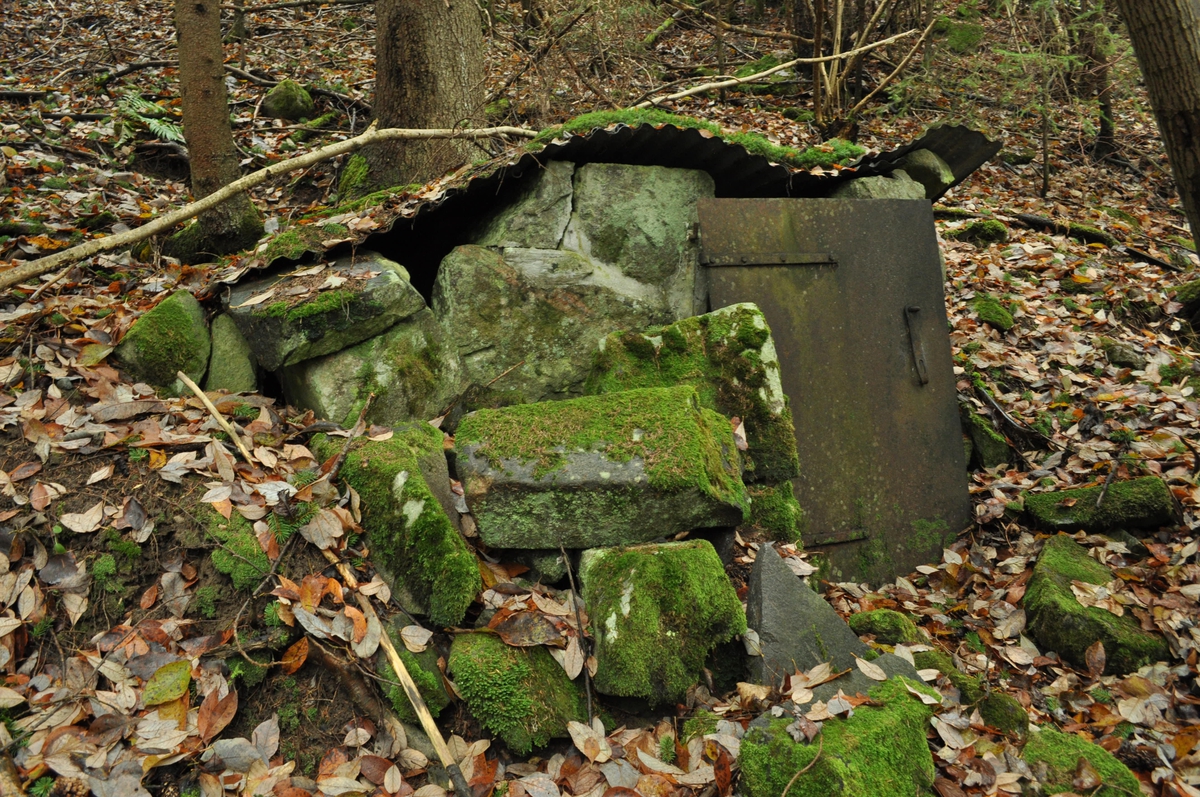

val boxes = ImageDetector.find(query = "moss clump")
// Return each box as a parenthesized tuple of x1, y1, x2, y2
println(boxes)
(1023, 727, 1140, 797)
(740, 678, 936, 797)
(1023, 476, 1175, 533)
(338, 153, 370, 199)
(458, 386, 748, 512)
(201, 505, 270, 591)
(964, 409, 1011, 469)
(971, 293, 1014, 331)
(586, 304, 799, 484)
(735, 54, 781, 78)
(312, 426, 480, 627)
(581, 540, 746, 703)
(848, 609, 922, 645)
(256, 289, 356, 323)
(229, 655, 270, 688)
(92, 554, 120, 593)
(530, 110, 862, 170)
(954, 219, 1008, 245)
(115, 290, 210, 393)
(682, 710, 720, 742)
(747, 483, 806, 543)
(259, 222, 349, 266)
(380, 628, 450, 723)
(448, 632, 587, 755)
(914, 649, 1027, 734)
(192, 585, 219, 619)
(1024, 534, 1169, 674)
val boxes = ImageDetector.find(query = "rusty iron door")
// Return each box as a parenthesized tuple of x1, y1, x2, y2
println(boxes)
(699, 198, 970, 583)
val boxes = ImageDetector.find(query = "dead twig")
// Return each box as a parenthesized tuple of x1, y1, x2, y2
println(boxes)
(309, 636, 411, 753)
(176, 370, 255, 464)
(560, 542, 593, 722)
(486, 6, 592, 105)
(779, 734, 824, 797)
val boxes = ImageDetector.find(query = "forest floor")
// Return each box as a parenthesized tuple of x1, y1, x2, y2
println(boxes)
(2, 1, 1200, 796)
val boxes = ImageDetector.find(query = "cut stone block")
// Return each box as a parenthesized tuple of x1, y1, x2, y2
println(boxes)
(455, 386, 749, 549)
(579, 540, 746, 703)
(473, 160, 575, 250)
(964, 409, 1011, 469)
(830, 170, 926, 200)
(448, 631, 587, 755)
(1024, 534, 1168, 675)
(205, 313, 257, 394)
(312, 424, 479, 627)
(900, 149, 955, 199)
(1023, 476, 1176, 534)
(279, 307, 464, 427)
(115, 290, 210, 396)
(745, 483, 806, 543)
(740, 678, 937, 797)
(432, 245, 670, 404)
(745, 543, 868, 686)
(1023, 727, 1140, 797)
(226, 250, 426, 370)
(586, 303, 799, 484)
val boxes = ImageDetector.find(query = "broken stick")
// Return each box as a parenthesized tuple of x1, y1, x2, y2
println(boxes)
(176, 370, 256, 463)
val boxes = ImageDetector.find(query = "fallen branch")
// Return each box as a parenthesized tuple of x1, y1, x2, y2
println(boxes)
(177, 370, 256, 463)
(486, 6, 592, 106)
(633, 27, 917, 109)
(0, 122, 537, 294)
(220, 0, 372, 11)
(1010, 212, 1119, 247)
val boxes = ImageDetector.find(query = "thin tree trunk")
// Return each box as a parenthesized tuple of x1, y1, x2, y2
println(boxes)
(366, 0, 485, 189)
(169, 0, 262, 262)
(1113, 0, 1200, 250)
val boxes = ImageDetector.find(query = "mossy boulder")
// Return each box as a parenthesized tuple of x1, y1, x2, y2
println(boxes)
(1024, 534, 1168, 675)
(279, 307, 465, 428)
(900, 149, 956, 199)
(205, 313, 258, 394)
(739, 678, 937, 797)
(1099, 337, 1147, 370)
(312, 424, 480, 627)
(262, 79, 314, 121)
(848, 609, 922, 645)
(954, 219, 1009, 245)
(831, 170, 926, 200)
(746, 482, 806, 543)
(432, 244, 671, 404)
(447, 632, 587, 755)
(912, 649, 1028, 736)
(226, 251, 426, 371)
(1023, 476, 1176, 534)
(115, 290, 210, 395)
(964, 409, 1011, 469)
(585, 303, 799, 485)
(1023, 726, 1141, 797)
(199, 505, 270, 591)
(971, 293, 1014, 331)
(580, 540, 746, 703)
(456, 386, 749, 549)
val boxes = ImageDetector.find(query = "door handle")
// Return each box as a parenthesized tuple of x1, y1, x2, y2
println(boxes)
(905, 305, 929, 386)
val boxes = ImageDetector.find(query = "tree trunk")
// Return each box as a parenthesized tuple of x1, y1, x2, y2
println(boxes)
(168, 0, 262, 262)
(365, 0, 485, 189)
(1113, 0, 1200, 250)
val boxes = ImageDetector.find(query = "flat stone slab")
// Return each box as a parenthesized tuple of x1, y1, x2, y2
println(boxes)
(1024, 534, 1168, 675)
(580, 540, 746, 703)
(586, 303, 799, 484)
(455, 385, 749, 549)
(226, 250, 425, 370)
(1023, 476, 1176, 534)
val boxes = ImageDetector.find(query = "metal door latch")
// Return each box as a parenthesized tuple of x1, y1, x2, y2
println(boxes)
(905, 305, 929, 385)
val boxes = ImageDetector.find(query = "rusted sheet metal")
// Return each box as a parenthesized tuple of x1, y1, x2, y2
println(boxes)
(699, 198, 970, 583)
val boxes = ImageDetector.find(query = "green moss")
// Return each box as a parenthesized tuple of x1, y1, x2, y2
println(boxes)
(312, 426, 480, 627)
(117, 290, 210, 391)
(448, 632, 587, 755)
(338, 153, 370, 199)
(848, 609, 922, 645)
(192, 585, 219, 619)
(103, 528, 141, 561)
(682, 710, 720, 742)
(255, 289, 356, 323)
(264, 601, 284, 627)
(229, 655, 269, 688)
(200, 505, 270, 591)
(92, 554, 120, 593)
(943, 21, 984, 52)
(259, 222, 349, 266)
(1023, 476, 1175, 533)
(530, 110, 862, 170)
(582, 540, 746, 703)
(735, 54, 781, 78)
(1025, 534, 1168, 674)
(954, 219, 1008, 245)
(458, 386, 747, 513)
(1023, 727, 1140, 797)
(585, 306, 799, 483)
(740, 678, 936, 797)
(965, 410, 1010, 469)
(658, 734, 677, 763)
(972, 293, 1014, 331)
(913, 649, 1027, 735)
(380, 628, 449, 723)
(747, 483, 806, 543)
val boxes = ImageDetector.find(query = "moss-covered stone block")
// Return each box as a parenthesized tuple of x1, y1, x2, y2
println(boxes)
(1099, 336, 1147, 370)
(848, 609, 922, 645)
(262, 79, 314, 121)
(1024, 534, 1168, 675)
(1023, 726, 1141, 797)
(580, 540, 746, 703)
(205, 313, 258, 394)
(199, 505, 270, 591)
(312, 424, 480, 627)
(912, 649, 1028, 736)
(115, 290, 210, 395)
(972, 293, 1014, 331)
(954, 219, 1009, 245)
(1023, 476, 1175, 534)
(830, 170, 927, 200)
(456, 386, 749, 548)
(585, 303, 799, 484)
(473, 160, 574, 250)
(900, 149, 955, 199)
(746, 482, 806, 543)
(447, 632, 587, 755)
(964, 409, 1011, 469)
(226, 251, 426, 370)
(280, 307, 465, 428)
(739, 678, 937, 797)
(378, 625, 450, 723)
